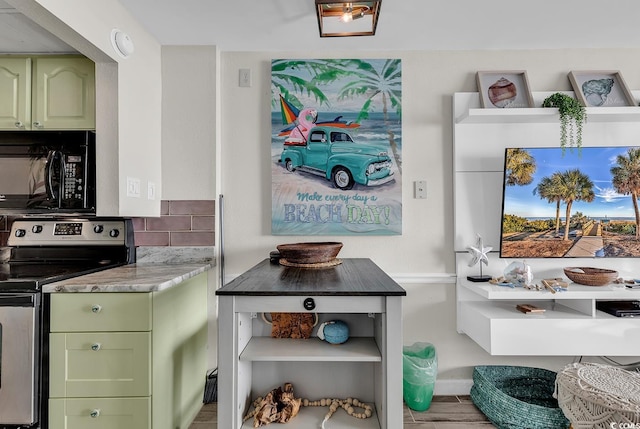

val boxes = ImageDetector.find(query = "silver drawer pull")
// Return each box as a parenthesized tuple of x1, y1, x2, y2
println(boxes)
(14, 121, 24, 129)
(33, 121, 43, 128)
(91, 304, 102, 313)
(90, 409, 101, 418)
(91, 343, 101, 351)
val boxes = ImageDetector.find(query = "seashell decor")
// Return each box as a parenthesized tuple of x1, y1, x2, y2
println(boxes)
(488, 77, 517, 108)
(582, 78, 614, 106)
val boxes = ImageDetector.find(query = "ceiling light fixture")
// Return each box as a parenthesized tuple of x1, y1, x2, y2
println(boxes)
(315, 1, 381, 37)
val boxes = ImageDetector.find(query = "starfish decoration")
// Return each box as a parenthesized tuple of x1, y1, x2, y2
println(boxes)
(466, 234, 492, 268)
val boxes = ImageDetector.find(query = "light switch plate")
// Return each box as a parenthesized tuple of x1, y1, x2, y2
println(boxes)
(415, 180, 427, 199)
(239, 68, 251, 87)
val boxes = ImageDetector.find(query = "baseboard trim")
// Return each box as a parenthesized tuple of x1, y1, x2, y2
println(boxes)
(433, 379, 473, 396)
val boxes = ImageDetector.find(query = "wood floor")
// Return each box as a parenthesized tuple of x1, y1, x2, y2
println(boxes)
(188, 396, 495, 428)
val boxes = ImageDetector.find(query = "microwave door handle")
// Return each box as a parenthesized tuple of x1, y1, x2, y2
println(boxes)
(45, 150, 63, 202)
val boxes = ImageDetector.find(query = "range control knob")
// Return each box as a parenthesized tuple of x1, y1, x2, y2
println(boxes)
(93, 225, 104, 234)
(32, 225, 43, 233)
(109, 229, 120, 238)
(15, 229, 26, 237)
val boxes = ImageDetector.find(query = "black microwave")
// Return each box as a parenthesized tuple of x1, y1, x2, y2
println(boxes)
(0, 131, 96, 214)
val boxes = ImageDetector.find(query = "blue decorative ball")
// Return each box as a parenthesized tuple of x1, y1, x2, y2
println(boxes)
(321, 320, 349, 344)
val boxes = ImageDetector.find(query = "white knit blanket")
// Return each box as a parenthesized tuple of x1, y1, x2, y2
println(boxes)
(556, 363, 640, 428)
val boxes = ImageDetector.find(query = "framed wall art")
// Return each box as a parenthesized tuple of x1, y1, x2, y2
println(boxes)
(271, 59, 402, 236)
(476, 70, 534, 108)
(568, 70, 636, 107)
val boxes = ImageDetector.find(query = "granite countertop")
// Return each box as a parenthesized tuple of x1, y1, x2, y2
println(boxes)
(42, 262, 212, 293)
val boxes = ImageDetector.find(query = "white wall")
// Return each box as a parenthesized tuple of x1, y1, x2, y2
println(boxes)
(161, 45, 218, 200)
(221, 48, 640, 387)
(161, 45, 220, 371)
(10, 0, 162, 216)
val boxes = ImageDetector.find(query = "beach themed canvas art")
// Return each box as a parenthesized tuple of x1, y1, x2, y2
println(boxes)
(500, 146, 640, 258)
(271, 59, 402, 236)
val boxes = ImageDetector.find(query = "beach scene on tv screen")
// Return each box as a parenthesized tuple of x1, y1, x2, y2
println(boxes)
(500, 146, 640, 258)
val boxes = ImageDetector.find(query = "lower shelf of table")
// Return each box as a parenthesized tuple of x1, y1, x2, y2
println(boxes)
(241, 404, 380, 429)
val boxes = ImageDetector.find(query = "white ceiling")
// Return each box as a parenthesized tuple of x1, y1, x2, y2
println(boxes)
(4, 0, 640, 53)
(117, 0, 640, 52)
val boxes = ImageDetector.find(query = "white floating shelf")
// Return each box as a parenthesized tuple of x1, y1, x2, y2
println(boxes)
(459, 278, 640, 300)
(455, 91, 640, 124)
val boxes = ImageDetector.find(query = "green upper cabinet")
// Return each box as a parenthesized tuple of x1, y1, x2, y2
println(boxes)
(32, 56, 95, 130)
(0, 57, 31, 130)
(0, 55, 95, 130)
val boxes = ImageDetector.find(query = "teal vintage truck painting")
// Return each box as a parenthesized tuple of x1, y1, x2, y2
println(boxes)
(280, 125, 394, 190)
(271, 58, 402, 236)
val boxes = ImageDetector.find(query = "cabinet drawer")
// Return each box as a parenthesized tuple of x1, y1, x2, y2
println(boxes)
(234, 295, 385, 313)
(50, 332, 151, 398)
(49, 397, 150, 429)
(50, 293, 151, 332)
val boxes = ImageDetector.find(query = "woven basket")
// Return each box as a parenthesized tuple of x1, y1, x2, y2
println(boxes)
(563, 267, 618, 286)
(470, 365, 570, 429)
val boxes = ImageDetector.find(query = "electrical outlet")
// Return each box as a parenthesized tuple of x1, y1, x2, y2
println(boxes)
(126, 177, 141, 198)
(415, 180, 427, 199)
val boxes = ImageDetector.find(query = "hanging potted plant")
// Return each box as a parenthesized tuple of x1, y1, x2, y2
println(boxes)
(542, 93, 586, 149)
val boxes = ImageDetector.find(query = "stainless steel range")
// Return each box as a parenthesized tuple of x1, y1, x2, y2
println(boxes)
(0, 217, 135, 429)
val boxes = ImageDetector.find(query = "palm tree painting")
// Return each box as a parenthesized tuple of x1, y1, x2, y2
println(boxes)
(533, 172, 563, 235)
(271, 59, 402, 236)
(500, 146, 640, 258)
(556, 169, 595, 241)
(611, 147, 640, 240)
(505, 148, 536, 186)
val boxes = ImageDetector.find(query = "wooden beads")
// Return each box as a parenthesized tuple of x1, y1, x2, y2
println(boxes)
(302, 396, 373, 421)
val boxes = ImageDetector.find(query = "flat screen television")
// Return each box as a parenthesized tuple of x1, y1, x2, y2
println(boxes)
(500, 146, 640, 258)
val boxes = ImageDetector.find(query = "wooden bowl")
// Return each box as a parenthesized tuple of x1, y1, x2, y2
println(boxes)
(563, 267, 618, 286)
(276, 242, 343, 264)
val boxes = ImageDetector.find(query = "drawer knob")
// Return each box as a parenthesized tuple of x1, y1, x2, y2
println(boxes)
(90, 409, 101, 418)
(91, 305, 102, 313)
(91, 343, 101, 351)
(33, 121, 43, 129)
(303, 298, 316, 311)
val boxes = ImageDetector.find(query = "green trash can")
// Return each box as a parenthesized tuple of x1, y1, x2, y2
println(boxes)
(403, 342, 437, 412)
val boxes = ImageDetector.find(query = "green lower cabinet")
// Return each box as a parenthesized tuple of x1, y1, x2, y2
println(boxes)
(48, 273, 208, 429)
(49, 397, 150, 429)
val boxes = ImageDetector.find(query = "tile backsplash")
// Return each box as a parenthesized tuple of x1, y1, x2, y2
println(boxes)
(133, 200, 215, 247)
(0, 200, 215, 248)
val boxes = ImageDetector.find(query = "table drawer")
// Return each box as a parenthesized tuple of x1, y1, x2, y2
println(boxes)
(50, 332, 151, 398)
(233, 295, 385, 313)
(49, 397, 150, 429)
(50, 293, 151, 332)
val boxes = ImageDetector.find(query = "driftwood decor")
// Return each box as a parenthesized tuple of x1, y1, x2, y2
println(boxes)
(245, 383, 301, 427)
(243, 382, 373, 428)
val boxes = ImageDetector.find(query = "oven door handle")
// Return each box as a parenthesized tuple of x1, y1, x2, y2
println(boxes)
(0, 293, 36, 307)
(45, 149, 65, 201)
